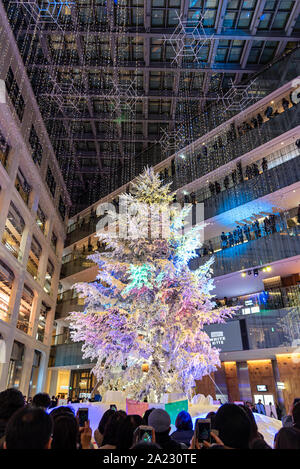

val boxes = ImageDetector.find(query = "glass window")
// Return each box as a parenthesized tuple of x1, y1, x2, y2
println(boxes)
(223, 11, 237, 27)
(152, 9, 164, 26)
(0, 128, 10, 169)
(203, 9, 216, 27)
(44, 259, 54, 295)
(168, 9, 180, 26)
(5, 68, 25, 122)
(15, 168, 31, 206)
(36, 205, 47, 234)
(2, 202, 25, 259)
(36, 302, 50, 343)
(46, 166, 56, 197)
(59, 196, 66, 220)
(227, 0, 239, 7)
(271, 11, 289, 29)
(7, 341, 25, 390)
(17, 285, 33, 334)
(242, 0, 257, 8)
(237, 10, 253, 28)
(0, 259, 14, 322)
(27, 235, 42, 280)
(29, 125, 43, 166)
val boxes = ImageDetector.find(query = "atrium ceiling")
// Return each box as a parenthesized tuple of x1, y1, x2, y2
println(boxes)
(3, 0, 300, 213)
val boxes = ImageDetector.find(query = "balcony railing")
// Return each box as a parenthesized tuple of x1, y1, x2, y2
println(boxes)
(56, 296, 84, 319)
(191, 224, 300, 278)
(50, 340, 93, 367)
(50, 305, 300, 368)
(60, 254, 97, 279)
(173, 103, 300, 190)
(200, 154, 300, 220)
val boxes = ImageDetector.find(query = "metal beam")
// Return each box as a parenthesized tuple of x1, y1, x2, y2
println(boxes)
(18, 28, 300, 42)
(27, 62, 263, 73)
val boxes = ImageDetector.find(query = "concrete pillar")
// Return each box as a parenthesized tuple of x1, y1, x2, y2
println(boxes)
(30, 294, 43, 342)
(36, 350, 50, 393)
(19, 345, 34, 396)
(49, 369, 59, 397)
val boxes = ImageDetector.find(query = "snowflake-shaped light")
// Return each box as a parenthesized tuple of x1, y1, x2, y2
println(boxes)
(51, 79, 82, 114)
(107, 76, 139, 116)
(163, 11, 214, 67)
(159, 126, 186, 157)
(15, 1, 74, 31)
(218, 79, 263, 112)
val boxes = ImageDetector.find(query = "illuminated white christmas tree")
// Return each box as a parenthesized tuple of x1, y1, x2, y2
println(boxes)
(69, 168, 234, 401)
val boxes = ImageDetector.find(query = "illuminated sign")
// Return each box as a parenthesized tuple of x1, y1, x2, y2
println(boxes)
(257, 385, 268, 392)
(204, 321, 243, 352)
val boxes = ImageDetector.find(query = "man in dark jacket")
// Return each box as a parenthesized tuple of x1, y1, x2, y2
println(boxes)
(148, 409, 183, 450)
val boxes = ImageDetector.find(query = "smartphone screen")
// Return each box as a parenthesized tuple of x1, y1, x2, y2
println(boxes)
(196, 418, 211, 443)
(78, 408, 89, 427)
(139, 429, 153, 443)
(110, 404, 117, 411)
(134, 426, 153, 444)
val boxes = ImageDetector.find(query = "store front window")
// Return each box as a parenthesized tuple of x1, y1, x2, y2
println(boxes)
(7, 341, 25, 390)
(17, 284, 34, 334)
(0, 259, 14, 322)
(69, 369, 95, 401)
(2, 202, 25, 259)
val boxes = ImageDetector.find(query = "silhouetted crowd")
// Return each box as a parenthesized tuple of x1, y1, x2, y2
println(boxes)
(1, 388, 300, 450)
(208, 158, 268, 199)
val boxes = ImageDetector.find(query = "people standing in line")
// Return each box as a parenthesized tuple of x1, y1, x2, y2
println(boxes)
(245, 165, 252, 180)
(231, 169, 237, 185)
(251, 162, 259, 176)
(228, 231, 234, 247)
(224, 175, 230, 189)
(237, 225, 244, 243)
(262, 157, 268, 172)
(208, 240, 214, 254)
(209, 182, 215, 196)
(233, 227, 239, 245)
(215, 181, 221, 194)
(243, 224, 251, 242)
(253, 219, 261, 239)
(269, 214, 276, 233)
(221, 232, 228, 249)
(264, 217, 271, 235)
